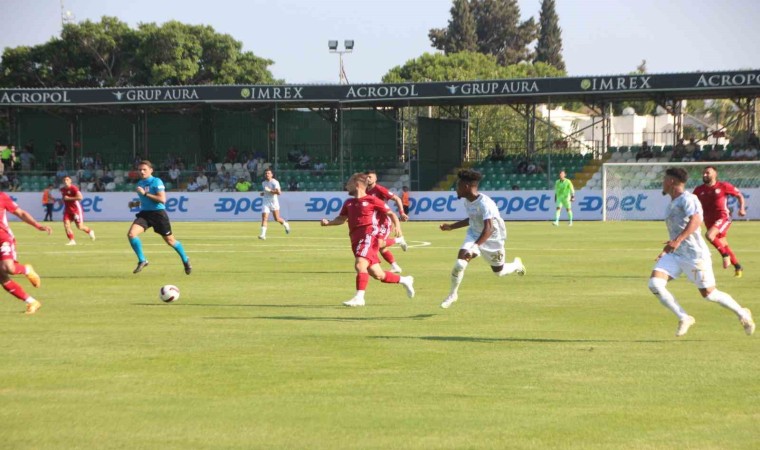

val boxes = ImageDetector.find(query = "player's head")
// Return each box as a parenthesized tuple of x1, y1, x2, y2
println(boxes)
(702, 166, 718, 184)
(264, 168, 273, 180)
(364, 170, 377, 186)
(346, 172, 369, 196)
(558, 170, 566, 180)
(455, 169, 482, 199)
(137, 160, 154, 179)
(662, 167, 688, 195)
(62, 176, 72, 187)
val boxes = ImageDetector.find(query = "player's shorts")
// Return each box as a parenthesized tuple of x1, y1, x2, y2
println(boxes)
(0, 233, 17, 262)
(653, 253, 715, 289)
(133, 210, 173, 236)
(705, 217, 732, 239)
(461, 234, 506, 267)
(350, 232, 381, 266)
(63, 204, 84, 224)
(556, 197, 572, 209)
(262, 197, 280, 214)
(376, 216, 393, 240)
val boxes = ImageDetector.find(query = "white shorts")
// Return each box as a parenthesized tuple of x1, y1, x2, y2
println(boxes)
(462, 233, 506, 267)
(262, 198, 279, 214)
(653, 253, 715, 289)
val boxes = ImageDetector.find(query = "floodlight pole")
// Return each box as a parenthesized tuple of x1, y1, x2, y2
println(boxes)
(329, 40, 353, 85)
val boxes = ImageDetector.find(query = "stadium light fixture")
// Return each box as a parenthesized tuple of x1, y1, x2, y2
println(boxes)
(328, 39, 354, 85)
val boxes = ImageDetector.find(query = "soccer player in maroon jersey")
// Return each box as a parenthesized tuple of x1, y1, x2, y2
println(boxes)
(365, 170, 408, 273)
(693, 166, 746, 277)
(60, 176, 95, 246)
(0, 192, 52, 314)
(321, 173, 415, 307)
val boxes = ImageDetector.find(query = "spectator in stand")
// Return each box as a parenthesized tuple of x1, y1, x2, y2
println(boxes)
(93, 178, 106, 192)
(288, 177, 300, 191)
(168, 164, 181, 186)
(748, 132, 760, 149)
(511, 184, 521, 190)
(196, 172, 209, 191)
(287, 147, 301, 163)
(0, 174, 8, 190)
(1, 145, 15, 172)
(636, 141, 654, 161)
(297, 151, 312, 170)
(81, 153, 94, 168)
(225, 146, 238, 164)
(516, 159, 529, 174)
(204, 158, 217, 178)
(235, 178, 252, 192)
(186, 180, 200, 192)
(704, 146, 722, 161)
(312, 159, 327, 176)
(55, 165, 68, 184)
(54, 140, 67, 164)
(93, 153, 104, 170)
(127, 165, 140, 183)
(8, 173, 20, 192)
(671, 139, 687, 161)
(245, 155, 259, 174)
(100, 166, 115, 184)
(216, 167, 231, 191)
(19, 146, 34, 171)
(681, 139, 701, 162)
(746, 147, 759, 160)
(490, 143, 505, 161)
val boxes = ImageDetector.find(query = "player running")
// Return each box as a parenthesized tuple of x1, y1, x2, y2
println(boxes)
(365, 170, 408, 273)
(0, 191, 52, 314)
(439, 169, 525, 309)
(127, 160, 191, 275)
(553, 170, 575, 226)
(259, 168, 290, 240)
(648, 168, 754, 337)
(321, 172, 415, 307)
(60, 176, 95, 245)
(693, 166, 746, 277)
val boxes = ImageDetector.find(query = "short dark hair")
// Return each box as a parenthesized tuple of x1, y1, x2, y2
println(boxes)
(138, 160, 153, 169)
(704, 165, 718, 173)
(457, 169, 483, 184)
(665, 167, 688, 184)
(364, 169, 377, 175)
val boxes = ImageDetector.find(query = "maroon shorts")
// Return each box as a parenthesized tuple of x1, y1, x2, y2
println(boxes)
(350, 231, 380, 265)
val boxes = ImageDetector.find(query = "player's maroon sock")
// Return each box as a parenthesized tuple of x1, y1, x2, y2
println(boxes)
(380, 249, 396, 264)
(723, 245, 739, 266)
(66, 231, 75, 241)
(385, 238, 396, 247)
(12, 263, 26, 275)
(356, 272, 369, 291)
(382, 272, 400, 283)
(2, 280, 29, 301)
(83, 226, 91, 234)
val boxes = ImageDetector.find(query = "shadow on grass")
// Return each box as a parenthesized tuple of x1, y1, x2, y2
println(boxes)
(133, 303, 338, 309)
(205, 314, 436, 322)
(369, 335, 687, 344)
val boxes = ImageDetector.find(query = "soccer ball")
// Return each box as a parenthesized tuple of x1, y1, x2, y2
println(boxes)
(159, 285, 180, 303)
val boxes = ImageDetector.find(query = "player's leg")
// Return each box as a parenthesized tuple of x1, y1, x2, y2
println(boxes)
(553, 205, 561, 225)
(379, 226, 402, 272)
(649, 256, 693, 336)
(271, 209, 290, 234)
(485, 244, 526, 277)
(63, 215, 76, 245)
(127, 220, 150, 273)
(566, 203, 573, 226)
(0, 248, 40, 314)
(259, 210, 269, 239)
(371, 262, 415, 298)
(344, 256, 371, 307)
(442, 248, 475, 309)
(11, 259, 40, 288)
(158, 216, 190, 274)
(692, 258, 755, 335)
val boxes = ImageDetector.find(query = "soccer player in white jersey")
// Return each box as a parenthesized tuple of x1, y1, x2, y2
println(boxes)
(439, 169, 525, 309)
(649, 167, 754, 337)
(259, 168, 290, 240)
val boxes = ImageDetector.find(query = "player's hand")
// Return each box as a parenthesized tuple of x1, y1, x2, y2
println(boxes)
(128, 200, 140, 208)
(37, 225, 52, 235)
(464, 244, 481, 258)
(656, 240, 679, 260)
(440, 223, 452, 231)
(320, 218, 329, 226)
(739, 208, 746, 217)
(570, 195, 575, 202)
(400, 213, 409, 222)
(136, 186, 145, 195)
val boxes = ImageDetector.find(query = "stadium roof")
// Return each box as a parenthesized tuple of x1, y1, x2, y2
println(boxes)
(1, 70, 758, 108)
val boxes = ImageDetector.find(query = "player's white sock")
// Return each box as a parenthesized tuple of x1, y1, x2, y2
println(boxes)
(648, 277, 689, 319)
(25, 296, 37, 304)
(354, 290, 365, 301)
(260, 227, 267, 237)
(449, 259, 468, 297)
(705, 289, 746, 318)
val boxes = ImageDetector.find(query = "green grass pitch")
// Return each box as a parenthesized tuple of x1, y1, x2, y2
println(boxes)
(1, 220, 757, 449)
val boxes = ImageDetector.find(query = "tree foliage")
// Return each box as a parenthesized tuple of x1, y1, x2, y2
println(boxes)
(0, 16, 277, 87)
(534, 0, 565, 71)
(430, 0, 537, 66)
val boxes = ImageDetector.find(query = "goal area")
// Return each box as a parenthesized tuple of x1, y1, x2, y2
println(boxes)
(602, 161, 760, 221)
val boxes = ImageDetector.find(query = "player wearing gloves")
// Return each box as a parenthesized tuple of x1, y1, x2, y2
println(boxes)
(553, 170, 575, 226)
(439, 169, 525, 309)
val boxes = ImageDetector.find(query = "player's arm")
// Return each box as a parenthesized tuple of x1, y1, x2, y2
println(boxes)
(12, 207, 52, 235)
(569, 181, 575, 201)
(387, 209, 402, 236)
(659, 213, 702, 258)
(440, 218, 469, 231)
(389, 194, 409, 222)
(137, 185, 166, 204)
(734, 191, 746, 217)
(321, 215, 348, 226)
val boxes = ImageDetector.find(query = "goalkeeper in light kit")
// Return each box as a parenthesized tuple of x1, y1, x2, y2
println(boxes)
(553, 170, 575, 226)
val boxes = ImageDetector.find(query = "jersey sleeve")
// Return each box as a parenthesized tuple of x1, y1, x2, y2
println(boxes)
(722, 182, 740, 196)
(273, 180, 281, 192)
(339, 200, 350, 217)
(374, 185, 393, 201)
(372, 196, 391, 213)
(683, 194, 703, 218)
(481, 198, 499, 220)
(154, 178, 166, 192)
(0, 194, 18, 213)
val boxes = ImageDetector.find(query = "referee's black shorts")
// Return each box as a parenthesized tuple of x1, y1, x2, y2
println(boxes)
(133, 210, 173, 236)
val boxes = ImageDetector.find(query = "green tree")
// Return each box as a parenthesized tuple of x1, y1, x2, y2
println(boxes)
(472, 0, 537, 66)
(0, 17, 276, 87)
(429, 0, 478, 55)
(534, 0, 565, 71)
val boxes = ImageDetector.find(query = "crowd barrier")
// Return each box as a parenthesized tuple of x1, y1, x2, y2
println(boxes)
(7, 189, 756, 222)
